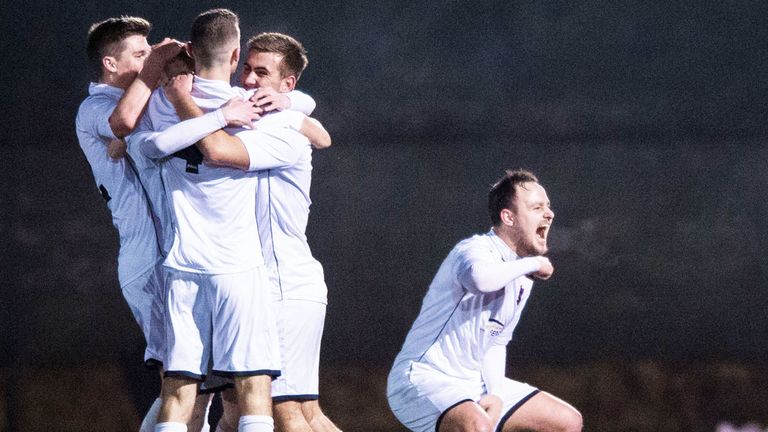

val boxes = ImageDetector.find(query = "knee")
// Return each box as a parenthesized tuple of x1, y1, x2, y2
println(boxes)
(439, 405, 493, 432)
(559, 409, 583, 432)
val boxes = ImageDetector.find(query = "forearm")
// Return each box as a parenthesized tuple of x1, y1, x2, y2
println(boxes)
(142, 110, 228, 158)
(286, 90, 316, 115)
(300, 117, 332, 149)
(460, 257, 540, 294)
(481, 345, 507, 395)
(171, 93, 251, 170)
(109, 70, 161, 138)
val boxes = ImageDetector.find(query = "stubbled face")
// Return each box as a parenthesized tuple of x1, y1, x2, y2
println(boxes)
(508, 182, 554, 257)
(239, 50, 291, 92)
(110, 34, 151, 88)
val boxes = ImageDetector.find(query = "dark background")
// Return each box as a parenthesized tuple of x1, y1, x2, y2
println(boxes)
(2, 1, 768, 430)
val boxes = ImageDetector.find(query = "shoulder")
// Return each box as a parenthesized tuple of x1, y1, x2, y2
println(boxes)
(455, 232, 495, 253)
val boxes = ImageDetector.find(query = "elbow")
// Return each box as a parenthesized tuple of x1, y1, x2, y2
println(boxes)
(109, 113, 137, 139)
(199, 141, 225, 165)
(313, 133, 332, 150)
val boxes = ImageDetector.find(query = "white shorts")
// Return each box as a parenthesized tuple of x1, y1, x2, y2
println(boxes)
(387, 363, 538, 432)
(121, 261, 165, 366)
(272, 300, 326, 400)
(163, 266, 281, 380)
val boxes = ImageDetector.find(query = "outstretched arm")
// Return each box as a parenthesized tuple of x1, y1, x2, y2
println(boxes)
(108, 38, 184, 138)
(458, 253, 550, 294)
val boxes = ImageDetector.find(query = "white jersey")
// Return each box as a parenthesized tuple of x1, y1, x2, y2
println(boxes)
(389, 230, 539, 411)
(139, 76, 304, 274)
(75, 83, 162, 286)
(126, 121, 174, 257)
(253, 114, 327, 303)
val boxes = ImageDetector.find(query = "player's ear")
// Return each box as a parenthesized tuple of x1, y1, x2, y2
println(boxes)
(102, 56, 118, 73)
(500, 209, 515, 227)
(280, 75, 296, 92)
(230, 47, 240, 68)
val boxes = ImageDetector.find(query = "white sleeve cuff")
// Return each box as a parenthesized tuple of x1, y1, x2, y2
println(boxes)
(286, 90, 316, 115)
(149, 109, 227, 157)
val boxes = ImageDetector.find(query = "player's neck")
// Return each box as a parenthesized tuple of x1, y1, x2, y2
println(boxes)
(492, 226, 519, 256)
(195, 64, 232, 82)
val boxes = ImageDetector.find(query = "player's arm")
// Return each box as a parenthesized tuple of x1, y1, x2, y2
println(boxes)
(250, 88, 331, 149)
(137, 75, 260, 160)
(480, 344, 505, 427)
(457, 248, 552, 294)
(299, 117, 331, 149)
(108, 39, 184, 138)
(251, 87, 316, 116)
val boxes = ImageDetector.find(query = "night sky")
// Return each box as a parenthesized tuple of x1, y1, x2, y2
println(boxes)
(3, 0, 768, 374)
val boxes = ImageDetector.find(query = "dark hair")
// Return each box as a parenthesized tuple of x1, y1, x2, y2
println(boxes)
(488, 169, 539, 226)
(246, 32, 308, 80)
(86, 16, 151, 77)
(190, 8, 240, 68)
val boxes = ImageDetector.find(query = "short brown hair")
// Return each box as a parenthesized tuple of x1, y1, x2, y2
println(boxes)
(488, 169, 539, 226)
(190, 8, 240, 69)
(86, 16, 151, 77)
(246, 32, 308, 80)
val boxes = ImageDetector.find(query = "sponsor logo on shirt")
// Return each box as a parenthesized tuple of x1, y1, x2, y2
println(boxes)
(485, 318, 504, 337)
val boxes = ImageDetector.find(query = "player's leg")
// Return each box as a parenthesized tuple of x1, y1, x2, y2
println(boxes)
(156, 270, 211, 430)
(498, 391, 582, 432)
(274, 300, 339, 432)
(437, 400, 495, 432)
(210, 268, 280, 432)
(274, 400, 313, 432)
(158, 376, 200, 425)
(124, 263, 167, 432)
(216, 388, 239, 432)
(234, 375, 274, 431)
(188, 392, 214, 432)
(300, 400, 342, 432)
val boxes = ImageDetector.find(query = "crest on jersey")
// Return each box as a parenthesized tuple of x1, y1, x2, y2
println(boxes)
(485, 319, 504, 337)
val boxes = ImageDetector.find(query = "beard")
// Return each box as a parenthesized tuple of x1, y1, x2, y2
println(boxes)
(510, 227, 547, 257)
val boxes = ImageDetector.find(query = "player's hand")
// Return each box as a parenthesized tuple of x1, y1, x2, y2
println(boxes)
(478, 394, 502, 428)
(149, 38, 185, 63)
(250, 87, 291, 113)
(163, 73, 194, 105)
(140, 38, 185, 86)
(533, 256, 554, 280)
(221, 97, 262, 128)
(107, 138, 126, 159)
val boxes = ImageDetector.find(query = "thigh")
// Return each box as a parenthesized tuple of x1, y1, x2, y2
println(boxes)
(272, 300, 326, 399)
(209, 267, 280, 376)
(499, 391, 582, 432)
(438, 400, 493, 432)
(164, 270, 210, 379)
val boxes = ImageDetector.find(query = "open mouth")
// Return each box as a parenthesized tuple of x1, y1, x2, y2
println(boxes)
(536, 225, 549, 240)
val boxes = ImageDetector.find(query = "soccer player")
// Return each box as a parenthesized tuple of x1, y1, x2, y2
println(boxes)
(129, 9, 328, 432)
(138, 32, 333, 432)
(236, 32, 341, 432)
(73, 16, 211, 432)
(387, 170, 583, 432)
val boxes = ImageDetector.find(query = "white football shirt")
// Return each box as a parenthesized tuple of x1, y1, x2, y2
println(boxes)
(388, 230, 540, 411)
(250, 115, 328, 303)
(138, 76, 304, 274)
(75, 83, 163, 286)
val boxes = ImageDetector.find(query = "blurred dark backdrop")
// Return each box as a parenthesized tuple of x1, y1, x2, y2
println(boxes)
(2, 1, 767, 430)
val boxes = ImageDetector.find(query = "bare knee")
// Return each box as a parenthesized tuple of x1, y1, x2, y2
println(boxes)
(439, 401, 493, 432)
(559, 409, 583, 432)
(275, 400, 313, 432)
